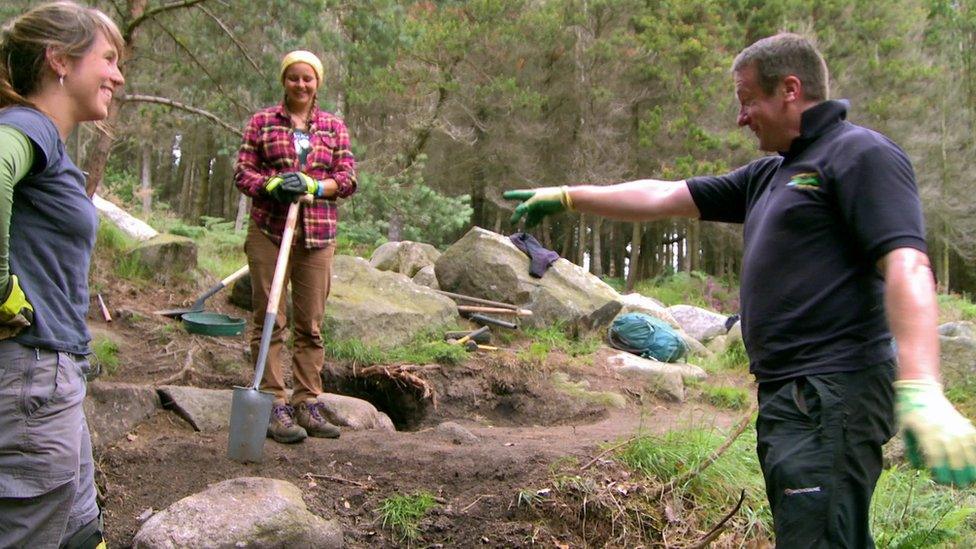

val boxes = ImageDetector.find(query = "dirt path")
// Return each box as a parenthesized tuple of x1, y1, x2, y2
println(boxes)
(100, 400, 743, 547)
(86, 276, 750, 546)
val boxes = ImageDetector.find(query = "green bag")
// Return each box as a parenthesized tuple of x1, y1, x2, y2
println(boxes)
(608, 312, 687, 363)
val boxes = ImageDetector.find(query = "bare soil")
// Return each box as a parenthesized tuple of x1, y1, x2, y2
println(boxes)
(87, 270, 752, 547)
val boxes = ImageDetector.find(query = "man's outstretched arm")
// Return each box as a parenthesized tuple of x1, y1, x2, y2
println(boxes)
(504, 179, 699, 227)
(882, 247, 976, 486)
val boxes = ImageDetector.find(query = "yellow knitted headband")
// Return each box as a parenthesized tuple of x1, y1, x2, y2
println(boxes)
(279, 50, 324, 87)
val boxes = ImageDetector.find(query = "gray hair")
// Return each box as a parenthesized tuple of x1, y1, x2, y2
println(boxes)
(733, 33, 829, 102)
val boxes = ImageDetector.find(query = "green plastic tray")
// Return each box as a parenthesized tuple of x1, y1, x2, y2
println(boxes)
(182, 312, 246, 337)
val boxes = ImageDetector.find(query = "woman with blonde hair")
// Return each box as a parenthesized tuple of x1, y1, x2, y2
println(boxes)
(0, 2, 124, 547)
(235, 50, 357, 444)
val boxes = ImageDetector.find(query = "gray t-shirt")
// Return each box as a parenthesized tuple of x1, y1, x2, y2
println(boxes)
(0, 107, 97, 355)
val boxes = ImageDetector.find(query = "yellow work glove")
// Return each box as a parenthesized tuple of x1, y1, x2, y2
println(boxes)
(0, 274, 33, 339)
(503, 186, 575, 228)
(895, 378, 976, 486)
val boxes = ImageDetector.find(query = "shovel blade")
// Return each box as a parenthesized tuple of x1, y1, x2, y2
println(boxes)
(227, 386, 274, 463)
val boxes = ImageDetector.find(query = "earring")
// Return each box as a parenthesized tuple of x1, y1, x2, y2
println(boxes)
(58, 74, 64, 87)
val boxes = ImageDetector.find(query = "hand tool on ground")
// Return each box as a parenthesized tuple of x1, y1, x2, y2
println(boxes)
(434, 290, 521, 311)
(466, 313, 518, 330)
(447, 326, 490, 351)
(456, 305, 532, 316)
(475, 345, 499, 352)
(155, 264, 250, 318)
(443, 330, 491, 344)
(228, 196, 308, 463)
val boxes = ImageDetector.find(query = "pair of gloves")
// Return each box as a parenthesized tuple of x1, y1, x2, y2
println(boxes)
(0, 275, 33, 340)
(263, 172, 325, 203)
(503, 185, 976, 487)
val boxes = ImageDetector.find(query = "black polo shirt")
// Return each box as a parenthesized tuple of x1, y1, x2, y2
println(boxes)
(687, 100, 927, 381)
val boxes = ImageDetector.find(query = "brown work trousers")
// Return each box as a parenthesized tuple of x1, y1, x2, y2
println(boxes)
(245, 223, 335, 405)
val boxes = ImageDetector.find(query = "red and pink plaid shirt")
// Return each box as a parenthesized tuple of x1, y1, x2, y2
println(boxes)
(235, 103, 357, 248)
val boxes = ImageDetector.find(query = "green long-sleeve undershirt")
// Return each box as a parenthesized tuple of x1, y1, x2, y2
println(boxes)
(0, 124, 34, 298)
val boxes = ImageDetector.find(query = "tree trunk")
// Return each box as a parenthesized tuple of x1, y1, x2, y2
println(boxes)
(140, 143, 152, 217)
(591, 216, 603, 277)
(625, 222, 641, 292)
(83, 0, 149, 196)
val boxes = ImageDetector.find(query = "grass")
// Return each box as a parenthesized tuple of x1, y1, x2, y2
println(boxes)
(325, 329, 468, 367)
(551, 372, 627, 408)
(522, 323, 603, 357)
(871, 466, 976, 547)
(89, 336, 121, 377)
(379, 491, 438, 542)
(699, 384, 750, 410)
(632, 271, 740, 314)
(698, 337, 750, 374)
(937, 293, 976, 324)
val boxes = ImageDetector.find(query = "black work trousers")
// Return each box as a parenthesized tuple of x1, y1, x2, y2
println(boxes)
(756, 360, 897, 548)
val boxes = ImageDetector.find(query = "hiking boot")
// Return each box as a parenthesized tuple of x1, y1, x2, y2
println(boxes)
(267, 403, 307, 443)
(295, 400, 341, 439)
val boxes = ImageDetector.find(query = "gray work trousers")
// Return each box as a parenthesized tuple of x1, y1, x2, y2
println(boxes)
(0, 341, 98, 548)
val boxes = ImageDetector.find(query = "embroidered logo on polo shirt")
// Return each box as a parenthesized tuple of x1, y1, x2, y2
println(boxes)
(787, 172, 821, 190)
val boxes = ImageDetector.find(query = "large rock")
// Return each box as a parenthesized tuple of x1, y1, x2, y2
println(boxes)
(130, 234, 197, 281)
(939, 321, 976, 390)
(602, 350, 708, 402)
(132, 477, 342, 549)
(435, 228, 621, 332)
(325, 255, 458, 348)
(84, 382, 161, 451)
(667, 304, 728, 343)
(316, 393, 395, 431)
(157, 385, 233, 432)
(369, 241, 441, 278)
(412, 265, 439, 290)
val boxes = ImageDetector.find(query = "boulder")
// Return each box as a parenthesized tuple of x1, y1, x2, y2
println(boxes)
(132, 477, 342, 549)
(435, 228, 621, 332)
(316, 393, 395, 431)
(369, 241, 441, 278)
(84, 382, 161, 451)
(130, 234, 197, 281)
(157, 385, 233, 432)
(603, 350, 708, 402)
(667, 304, 728, 343)
(939, 321, 976, 390)
(727, 321, 743, 346)
(325, 255, 458, 348)
(433, 421, 479, 444)
(412, 265, 440, 290)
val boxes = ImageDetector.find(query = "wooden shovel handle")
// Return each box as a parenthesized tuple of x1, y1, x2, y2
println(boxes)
(266, 195, 311, 315)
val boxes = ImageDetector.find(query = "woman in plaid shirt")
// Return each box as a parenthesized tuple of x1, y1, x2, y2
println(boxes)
(234, 50, 357, 444)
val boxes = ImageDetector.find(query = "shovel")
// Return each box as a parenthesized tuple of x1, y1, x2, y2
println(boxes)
(227, 196, 309, 463)
(155, 264, 250, 318)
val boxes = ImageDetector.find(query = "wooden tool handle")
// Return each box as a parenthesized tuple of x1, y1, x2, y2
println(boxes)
(456, 305, 532, 316)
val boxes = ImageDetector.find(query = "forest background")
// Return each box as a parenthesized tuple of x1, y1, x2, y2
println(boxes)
(4, 0, 976, 294)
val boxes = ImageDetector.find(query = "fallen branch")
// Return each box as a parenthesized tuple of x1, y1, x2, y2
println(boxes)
(581, 436, 638, 471)
(303, 472, 370, 489)
(156, 346, 196, 385)
(689, 490, 746, 548)
(654, 403, 757, 499)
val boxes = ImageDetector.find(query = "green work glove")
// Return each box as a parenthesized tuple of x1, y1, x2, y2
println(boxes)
(264, 172, 318, 202)
(895, 378, 976, 486)
(503, 186, 575, 228)
(0, 274, 33, 339)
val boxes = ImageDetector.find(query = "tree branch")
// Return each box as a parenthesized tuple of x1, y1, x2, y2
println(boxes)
(151, 19, 253, 115)
(125, 0, 210, 39)
(195, 4, 264, 77)
(120, 94, 242, 137)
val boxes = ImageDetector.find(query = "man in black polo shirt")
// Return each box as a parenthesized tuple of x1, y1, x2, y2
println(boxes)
(505, 33, 976, 547)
